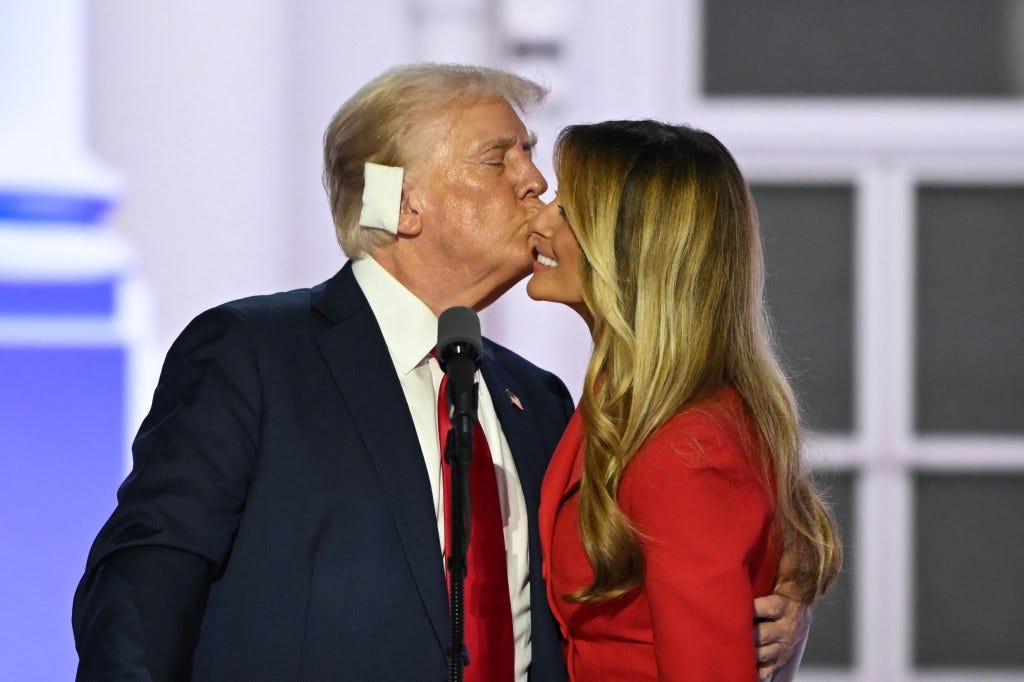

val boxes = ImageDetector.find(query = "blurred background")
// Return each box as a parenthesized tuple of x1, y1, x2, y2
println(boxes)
(1, 1, 1022, 679)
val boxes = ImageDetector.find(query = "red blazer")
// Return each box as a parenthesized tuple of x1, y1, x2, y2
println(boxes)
(539, 385, 780, 681)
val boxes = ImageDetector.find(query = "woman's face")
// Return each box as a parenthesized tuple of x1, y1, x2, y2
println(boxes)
(526, 196, 591, 323)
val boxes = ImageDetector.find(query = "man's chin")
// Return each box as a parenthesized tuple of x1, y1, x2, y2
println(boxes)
(475, 266, 531, 311)
(503, 256, 535, 288)
(513, 261, 533, 282)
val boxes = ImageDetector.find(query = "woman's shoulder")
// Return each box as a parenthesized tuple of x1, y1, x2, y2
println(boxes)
(621, 383, 775, 526)
(634, 384, 763, 477)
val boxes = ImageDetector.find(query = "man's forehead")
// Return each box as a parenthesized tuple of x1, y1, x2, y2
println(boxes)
(448, 98, 530, 143)
(407, 96, 531, 165)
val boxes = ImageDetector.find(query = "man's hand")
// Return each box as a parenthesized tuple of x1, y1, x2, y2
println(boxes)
(753, 584, 811, 681)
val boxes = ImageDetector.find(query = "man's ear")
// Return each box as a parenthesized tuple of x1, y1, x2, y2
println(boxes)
(397, 181, 423, 237)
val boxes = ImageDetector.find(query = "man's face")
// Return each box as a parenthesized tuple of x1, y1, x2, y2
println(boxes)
(406, 97, 547, 310)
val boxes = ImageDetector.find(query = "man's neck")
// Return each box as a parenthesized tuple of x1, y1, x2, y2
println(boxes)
(369, 250, 485, 316)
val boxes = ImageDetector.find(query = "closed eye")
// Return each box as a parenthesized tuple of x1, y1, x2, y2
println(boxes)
(524, 131, 539, 156)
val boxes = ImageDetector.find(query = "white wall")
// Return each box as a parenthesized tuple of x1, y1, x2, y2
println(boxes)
(89, 1, 407, 349)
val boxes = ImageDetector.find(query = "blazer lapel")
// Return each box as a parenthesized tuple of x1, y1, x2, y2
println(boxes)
(536, 410, 582, 574)
(313, 264, 449, 655)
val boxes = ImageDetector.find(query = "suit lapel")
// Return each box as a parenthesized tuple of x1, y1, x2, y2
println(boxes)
(480, 348, 549, 520)
(313, 264, 449, 655)
(483, 346, 573, 682)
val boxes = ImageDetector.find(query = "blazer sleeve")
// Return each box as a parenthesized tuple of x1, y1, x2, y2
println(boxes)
(73, 304, 262, 680)
(622, 415, 775, 681)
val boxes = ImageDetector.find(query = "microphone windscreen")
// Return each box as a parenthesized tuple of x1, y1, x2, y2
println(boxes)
(437, 306, 483, 359)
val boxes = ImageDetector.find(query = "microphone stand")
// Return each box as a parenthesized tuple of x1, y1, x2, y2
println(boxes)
(437, 306, 483, 682)
(444, 383, 475, 682)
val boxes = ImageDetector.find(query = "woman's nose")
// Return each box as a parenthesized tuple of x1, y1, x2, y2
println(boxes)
(527, 204, 557, 237)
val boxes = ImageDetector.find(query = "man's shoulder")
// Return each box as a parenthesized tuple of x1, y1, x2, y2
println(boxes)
(483, 337, 551, 378)
(219, 286, 316, 321)
(201, 265, 351, 323)
(483, 337, 572, 401)
(482, 337, 576, 438)
(172, 281, 330, 351)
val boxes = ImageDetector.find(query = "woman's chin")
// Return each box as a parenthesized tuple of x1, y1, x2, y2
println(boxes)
(525, 278, 544, 302)
(526, 276, 563, 304)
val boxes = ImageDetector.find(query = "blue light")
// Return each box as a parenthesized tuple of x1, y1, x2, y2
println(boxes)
(0, 191, 114, 226)
(0, 280, 117, 317)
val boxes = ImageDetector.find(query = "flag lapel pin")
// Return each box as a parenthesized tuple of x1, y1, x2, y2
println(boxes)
(505, 389, 524, 411)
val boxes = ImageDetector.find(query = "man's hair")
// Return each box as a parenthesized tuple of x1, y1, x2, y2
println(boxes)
(323, 63, 548, 259)
(555, 120, 842, 605)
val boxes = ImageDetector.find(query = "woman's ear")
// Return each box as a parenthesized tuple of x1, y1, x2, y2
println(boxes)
(397, 181, 422, 237)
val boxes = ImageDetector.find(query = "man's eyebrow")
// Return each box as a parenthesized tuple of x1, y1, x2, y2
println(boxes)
(477, 135, 517, 154)
(477, 131, 539, 154)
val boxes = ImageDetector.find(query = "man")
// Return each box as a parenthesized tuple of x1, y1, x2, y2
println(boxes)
(73, 64, 807, 681)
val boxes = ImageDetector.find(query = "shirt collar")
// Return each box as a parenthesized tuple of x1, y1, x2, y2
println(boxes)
(351, 255, 437, 376)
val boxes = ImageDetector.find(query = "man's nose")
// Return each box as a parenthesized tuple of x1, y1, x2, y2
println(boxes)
(520, 159, 548, 199)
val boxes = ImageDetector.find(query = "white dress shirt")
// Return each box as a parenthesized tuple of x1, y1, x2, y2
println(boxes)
(351, 256, 533, 681)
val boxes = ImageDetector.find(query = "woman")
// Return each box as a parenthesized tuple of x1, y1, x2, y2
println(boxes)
(528, 120, 841, 680)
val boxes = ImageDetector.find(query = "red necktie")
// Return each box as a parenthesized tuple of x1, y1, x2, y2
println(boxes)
(438, 373, 515, 682)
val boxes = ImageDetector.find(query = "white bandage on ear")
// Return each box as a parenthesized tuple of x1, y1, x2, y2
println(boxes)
(359, 162, 404, 234)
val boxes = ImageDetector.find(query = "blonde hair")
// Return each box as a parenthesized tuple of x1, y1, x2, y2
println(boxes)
(555, 120, 842, 603)
(322, 63, 547, 258)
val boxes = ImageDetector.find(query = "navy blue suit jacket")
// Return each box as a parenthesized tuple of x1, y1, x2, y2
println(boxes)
(73, 263, 574, 681)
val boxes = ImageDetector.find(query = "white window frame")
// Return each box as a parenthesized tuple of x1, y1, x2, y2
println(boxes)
(667, 2, 1024, 681)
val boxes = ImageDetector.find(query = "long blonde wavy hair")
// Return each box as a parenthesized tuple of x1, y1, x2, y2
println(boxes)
(556, 120, 841, 604)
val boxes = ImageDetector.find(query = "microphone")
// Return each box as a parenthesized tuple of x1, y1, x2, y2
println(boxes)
(436, 306, 483, 431)
(437, 306, 482, 620)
